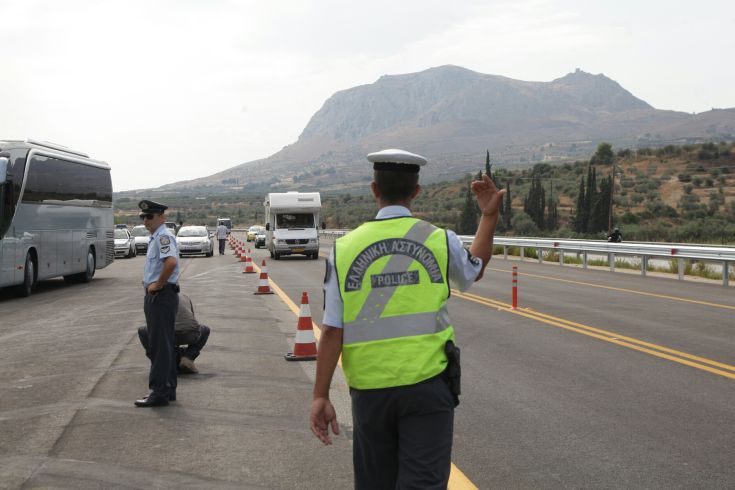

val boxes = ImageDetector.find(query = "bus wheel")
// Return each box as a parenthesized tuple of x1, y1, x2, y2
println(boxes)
(16, 253, 36, 297)
(80, 248, 96, 283)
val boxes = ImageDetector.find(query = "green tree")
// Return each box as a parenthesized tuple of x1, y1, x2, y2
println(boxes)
(503, 181, 513, 230)
(573, 176, 587, 232)
(458, 181, 479, 234)
(511, 212, 539, 236)
(590, 142, 615, 165)
(585, 165, 597, 231)
(590, 175, 612, 233)
(523, 174, 545, 230)
(546, 196, 558, 231)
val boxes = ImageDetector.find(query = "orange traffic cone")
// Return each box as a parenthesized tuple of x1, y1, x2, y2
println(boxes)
(242, 254, 255, 273)
(239, 248, 249, 262)
(285, 292, 318, 361)
(254, 260, 274, 295)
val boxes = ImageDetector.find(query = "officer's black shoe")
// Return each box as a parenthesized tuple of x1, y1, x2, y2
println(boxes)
(134, 394, 169, 407)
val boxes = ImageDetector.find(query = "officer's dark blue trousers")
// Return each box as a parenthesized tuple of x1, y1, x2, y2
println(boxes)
(138, 325, 211, 363)
(350, 374, 455, 490)
(143, 285, 179, 398)
(218, 239, 226, 255)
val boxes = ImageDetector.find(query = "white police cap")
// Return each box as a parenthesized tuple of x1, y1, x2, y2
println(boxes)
(367, 149, 427, 173)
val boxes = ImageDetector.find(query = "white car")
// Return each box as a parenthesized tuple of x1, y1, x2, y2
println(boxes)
(176, 226, 215, 257)
(130, 225, 151, 254)
(114, 228, 136, 258)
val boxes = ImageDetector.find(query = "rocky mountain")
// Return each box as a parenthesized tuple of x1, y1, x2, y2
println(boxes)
(151, 65, 735, 195)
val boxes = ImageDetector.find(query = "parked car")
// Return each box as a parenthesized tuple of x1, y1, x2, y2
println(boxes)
(247, 225, 265, 242)
(165, 221, 177, 232)
(254, 230, 266, 248)
(114, 228, 136, 258)
(176, 225, 215, 257)
(130, 225, 151, 253)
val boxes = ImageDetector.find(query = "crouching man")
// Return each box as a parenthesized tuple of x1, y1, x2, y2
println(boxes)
(139, 292, 211, 375)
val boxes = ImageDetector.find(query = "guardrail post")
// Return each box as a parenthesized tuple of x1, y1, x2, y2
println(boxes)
(538, 249, 543, 264)
(512, 266, 518, 309)
(583, 251, 588, 270)
(609, 253, 616, 272)
(678, 258, 684, 280)
(724, 261, 730, 287)
(503, 245, 508, 260)
(559, 249, 564, 266)
(641, 256, 648, 277)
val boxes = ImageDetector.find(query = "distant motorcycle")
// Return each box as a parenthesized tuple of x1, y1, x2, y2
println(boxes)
(607, 227, 622, 243)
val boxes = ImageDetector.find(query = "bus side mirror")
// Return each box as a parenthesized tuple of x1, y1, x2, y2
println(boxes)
(265, 223, 270, 231)
(0, 157, 8, 183)
(321, 222, 326, 230)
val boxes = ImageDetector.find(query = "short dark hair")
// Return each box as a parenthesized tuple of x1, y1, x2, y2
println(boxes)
(374, 170, 419, 203)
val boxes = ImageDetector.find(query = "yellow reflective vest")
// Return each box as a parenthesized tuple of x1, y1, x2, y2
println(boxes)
(335, 216, 454, 389)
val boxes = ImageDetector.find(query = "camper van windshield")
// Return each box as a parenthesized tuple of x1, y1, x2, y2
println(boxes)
(276, 213, 314, 229)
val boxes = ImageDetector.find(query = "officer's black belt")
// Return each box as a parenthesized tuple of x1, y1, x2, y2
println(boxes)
(144, 283, 180, 293)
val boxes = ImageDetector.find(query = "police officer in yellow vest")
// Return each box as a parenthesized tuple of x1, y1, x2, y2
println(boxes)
(310, 149, 506, 489)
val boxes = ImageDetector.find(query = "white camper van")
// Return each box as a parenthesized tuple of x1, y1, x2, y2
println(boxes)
(264, 192, 321, 260)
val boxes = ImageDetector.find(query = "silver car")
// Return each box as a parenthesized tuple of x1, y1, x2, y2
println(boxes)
(176, 226, 215, 257)
(255, 230, 266, 248)
(114, 228, 136, 258)
(130, 225, 150, 253)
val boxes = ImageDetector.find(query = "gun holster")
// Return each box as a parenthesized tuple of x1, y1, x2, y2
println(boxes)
(444, 340, 461, 407)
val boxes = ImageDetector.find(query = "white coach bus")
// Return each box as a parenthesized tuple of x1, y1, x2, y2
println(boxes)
(0, 139, 114, 296)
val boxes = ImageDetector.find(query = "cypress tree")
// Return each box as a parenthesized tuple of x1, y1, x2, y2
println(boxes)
(485, 151, 491, 178)
(573, 176, 586, 232)
(588, 175, 610, 232)
(503, 181, 513, 229)
(458, 180, 479, 234)
(585, 165, 596, 232)
(524, 174, 546, 230)
(546, 197, 558, 231)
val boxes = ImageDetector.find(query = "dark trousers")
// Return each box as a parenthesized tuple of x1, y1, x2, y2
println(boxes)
(143, 286, 178, 398)
(139, 325, 210, 364)
(218, 239, 226, 255)
(350, 374, 455, 490)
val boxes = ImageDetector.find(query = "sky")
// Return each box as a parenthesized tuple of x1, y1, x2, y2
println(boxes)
(1, 0, 733, 191)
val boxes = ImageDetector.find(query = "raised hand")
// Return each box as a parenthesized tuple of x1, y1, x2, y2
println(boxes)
(471, 174, 506, 219)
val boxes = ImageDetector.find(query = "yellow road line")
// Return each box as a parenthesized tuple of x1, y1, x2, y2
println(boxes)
(453, 290, 735, 380)
(257, 262, 480, 489)
(486, 267, 735, 311)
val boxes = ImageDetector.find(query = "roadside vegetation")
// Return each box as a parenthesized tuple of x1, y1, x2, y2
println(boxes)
(114, 141, 735, 245)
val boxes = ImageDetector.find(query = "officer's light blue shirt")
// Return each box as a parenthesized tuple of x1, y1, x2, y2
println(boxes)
(323, 205, 483, 328)
(144, 224, 180, 287)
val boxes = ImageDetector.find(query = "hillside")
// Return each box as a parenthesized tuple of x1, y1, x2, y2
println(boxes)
(129, 65, 735, 197)
(114, 142, 735, 244)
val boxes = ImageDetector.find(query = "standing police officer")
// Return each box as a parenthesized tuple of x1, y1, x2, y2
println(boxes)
(135, 200, 180, 408)
(310, 149, 505, 489)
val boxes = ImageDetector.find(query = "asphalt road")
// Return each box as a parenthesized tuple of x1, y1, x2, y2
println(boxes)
(1, 235, 733, 489)
(0, 243, 354, 489)
(264, 238, 735, 490)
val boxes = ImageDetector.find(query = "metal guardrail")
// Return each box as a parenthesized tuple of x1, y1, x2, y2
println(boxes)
(320, 230, 735, 287)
